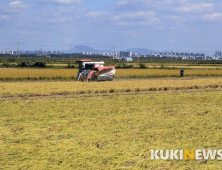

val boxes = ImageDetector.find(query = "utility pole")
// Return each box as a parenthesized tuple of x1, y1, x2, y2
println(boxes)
(138, 52, 139, 63)
(136, 50, 138, 63)
(179, 50, 183, 63)
(41, 47, 43, 60)
(113, 46, 115, 59)
(76, 46, 78, 60)
(151, 47, 152, 63)
(17, 42, 19, 59)
(70, 44, 71, 60)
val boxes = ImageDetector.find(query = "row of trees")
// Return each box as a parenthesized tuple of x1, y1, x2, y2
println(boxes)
(1, 57, 222, 68)
(2, 61, 46, 68)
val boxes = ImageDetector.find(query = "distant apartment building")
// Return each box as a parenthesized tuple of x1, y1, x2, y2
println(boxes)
(34, 50, 41, 55)
(215, 50, 222, 57)
(120, 51, 132, 58)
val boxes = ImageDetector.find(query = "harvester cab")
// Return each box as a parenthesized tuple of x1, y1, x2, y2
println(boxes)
(76, 59, 116, 82)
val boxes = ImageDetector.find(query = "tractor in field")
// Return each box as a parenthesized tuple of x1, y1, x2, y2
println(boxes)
(76, 59, 116, 81)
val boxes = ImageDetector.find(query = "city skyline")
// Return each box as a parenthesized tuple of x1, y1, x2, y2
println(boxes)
(0, 0, 222, 55)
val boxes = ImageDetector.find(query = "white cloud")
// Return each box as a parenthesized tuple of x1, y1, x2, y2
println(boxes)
(115, 21, 129, 26)
(8, 1, 29, 8)
(39, 0, 82, 4)
(112, 11, 157, 21)
(33, 4, 86, 24)
(35, 9, 74, 24)
(36, 15, 73, 23)
(114, 0, 190, 10)
(55, 0, 82, 4)
(86, 12, 108, 19)
(116, 0, 129, 6)
(0, 1, 30, 16)
(110, 11, 160, 28)
(57, 6, 84, 13)
(203, 13, 222, 21)
(0, 15, 11, 21)
(176, 3, 214, 13)
(9, 1, 22, 5)
(1, 0, 222, 55)
(164, 15, 181, 20)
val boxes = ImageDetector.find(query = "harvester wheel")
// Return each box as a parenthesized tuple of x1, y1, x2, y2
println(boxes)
(83, 75, 88, 82)
(79, 75, 84, 82)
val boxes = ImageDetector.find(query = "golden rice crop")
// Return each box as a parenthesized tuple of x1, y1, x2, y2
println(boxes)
(130, 63, 222, 69)
(1, 89, 222, 169)
(0, 78, 222, 97)
(0, 69, 78, 80)
(0, 68, 222, 81)
(116, 69, 222, 78)
(50, 64, 70, 66)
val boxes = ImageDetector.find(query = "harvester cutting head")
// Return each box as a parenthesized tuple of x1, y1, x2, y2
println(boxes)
(76, 59, 116, 82)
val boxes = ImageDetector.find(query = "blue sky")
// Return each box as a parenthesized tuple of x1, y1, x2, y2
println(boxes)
(0, 0, 222, 55)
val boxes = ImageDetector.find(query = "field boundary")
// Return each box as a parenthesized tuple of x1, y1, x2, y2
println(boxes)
(0, 85, 221, 100)
(0, 74, 222, 82)
(0, 76, 222, 83)
(0, 68, 222, 82)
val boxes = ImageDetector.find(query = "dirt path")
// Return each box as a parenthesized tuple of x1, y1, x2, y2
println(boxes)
(0, 76, 222, 84)
(0, 86, 221, 100)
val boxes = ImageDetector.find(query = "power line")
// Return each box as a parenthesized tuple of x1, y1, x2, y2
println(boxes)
(41, 47, 43, 60)
(0, 43, 16, 45)
(0, 43, 117, 51)
(70, 44, 71, 59)
(20, 43, 70, 47)
(76, 46, 78, 60)
(151, 47, 152, 62)
(0, 42, 70, 46)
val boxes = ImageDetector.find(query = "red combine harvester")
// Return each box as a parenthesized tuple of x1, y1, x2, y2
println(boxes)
(76, 59, 116, 81)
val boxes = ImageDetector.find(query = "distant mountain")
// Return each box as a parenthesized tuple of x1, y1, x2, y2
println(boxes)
(62, 45, 113, 53)
(74, 45, 99, 52)
(125, 48, 157, 54)
(62, 46, 157, 54)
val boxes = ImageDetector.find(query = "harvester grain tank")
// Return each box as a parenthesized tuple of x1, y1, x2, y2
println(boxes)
(76, 59, 116, 81)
